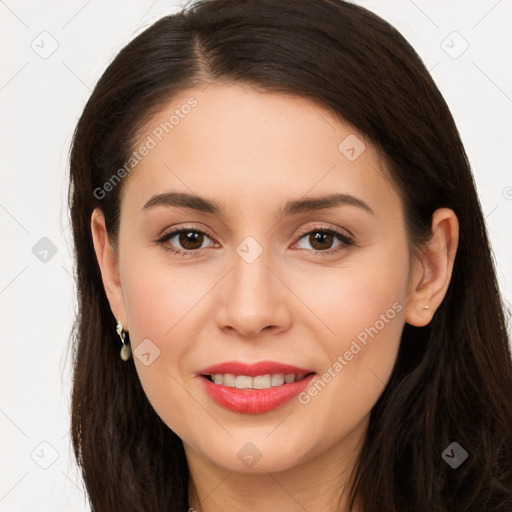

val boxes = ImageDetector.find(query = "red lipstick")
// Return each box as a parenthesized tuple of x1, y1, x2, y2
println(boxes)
(196, 360, 316, 414)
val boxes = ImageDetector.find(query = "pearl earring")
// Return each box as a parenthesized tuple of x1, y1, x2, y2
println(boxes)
(116, 320, 132, 361)
(423, 305, 430, 310)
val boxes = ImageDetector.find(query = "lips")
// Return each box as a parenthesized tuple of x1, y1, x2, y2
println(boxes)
(197, 360, 314, 377)
(196, 360, 316, 414)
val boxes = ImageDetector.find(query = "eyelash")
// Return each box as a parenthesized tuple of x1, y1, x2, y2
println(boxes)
(156, 225, 355, 257)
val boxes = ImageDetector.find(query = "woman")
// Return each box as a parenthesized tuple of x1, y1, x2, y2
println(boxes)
(67, 0, 512, 510)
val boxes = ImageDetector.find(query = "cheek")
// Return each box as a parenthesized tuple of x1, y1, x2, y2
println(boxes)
(120, 250, 218, 343)
(118, 257, 223, 433)
(292, 243, 408, 347)
(122, 268, 189, 339)
(291, 247, 409, 436)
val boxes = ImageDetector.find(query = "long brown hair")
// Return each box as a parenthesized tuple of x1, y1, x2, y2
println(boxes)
(67, 1, 512, 510)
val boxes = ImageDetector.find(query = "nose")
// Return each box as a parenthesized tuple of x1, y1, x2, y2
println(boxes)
(216, 247, 292, 339)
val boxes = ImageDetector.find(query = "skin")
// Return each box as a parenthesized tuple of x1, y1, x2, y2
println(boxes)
(91, 83, 458, 511)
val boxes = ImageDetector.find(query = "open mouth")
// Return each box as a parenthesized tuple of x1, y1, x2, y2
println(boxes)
(201, 372, 315, 390)
(199, 369, 317, 414)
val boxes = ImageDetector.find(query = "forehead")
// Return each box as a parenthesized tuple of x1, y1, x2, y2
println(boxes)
(121, 83, 400, 218)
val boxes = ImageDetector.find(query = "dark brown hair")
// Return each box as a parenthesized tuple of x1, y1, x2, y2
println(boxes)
(67, 0, 512, 510)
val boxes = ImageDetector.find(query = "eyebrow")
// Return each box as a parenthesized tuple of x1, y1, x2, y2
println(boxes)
(142, 191, 375, 216)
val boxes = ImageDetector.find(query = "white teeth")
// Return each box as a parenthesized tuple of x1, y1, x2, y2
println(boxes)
(235, 375, 252, 389)
(222, 374, 236, 387)
(271, 374, 285, 386)
(209, 373, 308, 389)
(253, 375, 272, 389)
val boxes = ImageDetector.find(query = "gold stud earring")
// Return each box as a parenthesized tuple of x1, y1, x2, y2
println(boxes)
(116, 319, 132, 361)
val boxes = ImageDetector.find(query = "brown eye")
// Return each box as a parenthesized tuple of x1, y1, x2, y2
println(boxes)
(308, 231, 335, 251)
(177, 231, 204, 250)
(294, 228, 353, 254)
(157, 228, 216, 254)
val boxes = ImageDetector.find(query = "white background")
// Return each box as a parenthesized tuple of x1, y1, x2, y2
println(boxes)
(1, 1, 511, 510)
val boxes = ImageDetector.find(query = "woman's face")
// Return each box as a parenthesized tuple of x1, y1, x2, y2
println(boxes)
(103, 84, 418, 474)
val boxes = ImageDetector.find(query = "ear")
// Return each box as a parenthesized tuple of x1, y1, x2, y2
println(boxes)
(404, 208, 459, 327)
(90, 208, 127, 328)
